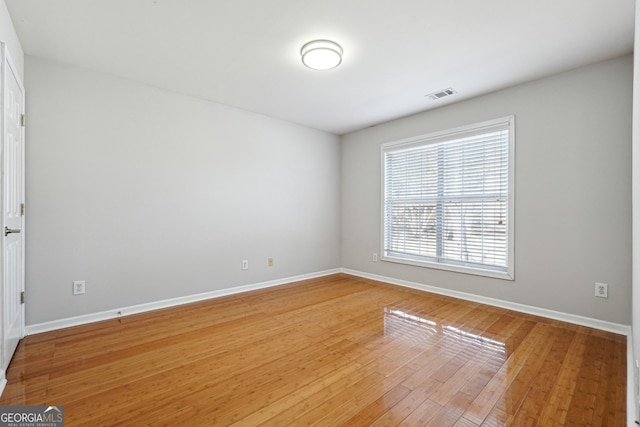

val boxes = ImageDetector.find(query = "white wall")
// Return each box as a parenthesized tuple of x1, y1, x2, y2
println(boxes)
(632, 0, 640, 421)
(341, 55, 632, 325)
(24, 56, 340, 325)
(0, 0, 23, 78)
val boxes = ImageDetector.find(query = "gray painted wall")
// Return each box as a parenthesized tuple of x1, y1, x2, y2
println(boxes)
(341, 55, 632, 325)
(21, 51, 635, 328)
(24, 56, 340, 325)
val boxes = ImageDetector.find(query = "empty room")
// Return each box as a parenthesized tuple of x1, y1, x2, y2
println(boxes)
(0, 0, 638, 425)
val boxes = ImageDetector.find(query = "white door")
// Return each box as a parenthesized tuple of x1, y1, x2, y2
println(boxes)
(2, 46, 24, 371)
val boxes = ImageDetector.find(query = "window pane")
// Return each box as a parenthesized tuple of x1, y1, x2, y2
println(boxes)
(442, 200, 507, 267)
(386, 202, 437, 257)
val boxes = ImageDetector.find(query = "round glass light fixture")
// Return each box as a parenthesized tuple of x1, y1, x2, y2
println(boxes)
(300, 40, 343, 71)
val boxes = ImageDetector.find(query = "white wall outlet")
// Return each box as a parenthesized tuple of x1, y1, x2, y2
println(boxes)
(73, 280, 86, 295)
(241, 260, 249, 271)
(268, 258, 274, 267)
(372, 253, 378, 262)
(595, 282, 608, 298)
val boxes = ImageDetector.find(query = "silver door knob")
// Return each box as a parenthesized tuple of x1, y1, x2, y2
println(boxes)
(4, 227, 21, 237)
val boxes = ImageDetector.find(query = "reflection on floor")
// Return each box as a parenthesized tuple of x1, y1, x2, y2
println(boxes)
(384, 307, 507, 354)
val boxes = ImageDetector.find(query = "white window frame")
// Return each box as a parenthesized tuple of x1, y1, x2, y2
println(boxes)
(380, 116, 515, 280)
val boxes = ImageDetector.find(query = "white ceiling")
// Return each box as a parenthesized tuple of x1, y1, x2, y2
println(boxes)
(5, 0, 635, 135)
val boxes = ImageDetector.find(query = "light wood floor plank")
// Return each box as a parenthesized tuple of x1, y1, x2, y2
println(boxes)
(0, 273, 626, 426)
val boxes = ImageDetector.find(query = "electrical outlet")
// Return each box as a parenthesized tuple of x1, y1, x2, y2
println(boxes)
(595, 282, 608, 298)
(372, 253, 378, 262)
(268, 258, 274, 267)
(241, 260, 249, 271)
(73, 280, 86, 295)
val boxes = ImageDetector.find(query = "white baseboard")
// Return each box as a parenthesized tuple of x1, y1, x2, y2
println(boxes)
(341, 268, 631, 336)
(25, 269, 341, 336)
(28, 267, 630, 337)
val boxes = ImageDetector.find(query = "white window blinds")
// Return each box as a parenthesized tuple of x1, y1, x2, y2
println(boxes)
(382, 116, 514, 279)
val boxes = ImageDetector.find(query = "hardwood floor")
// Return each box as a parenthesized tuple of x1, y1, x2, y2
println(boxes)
(0, 274, 626, 426)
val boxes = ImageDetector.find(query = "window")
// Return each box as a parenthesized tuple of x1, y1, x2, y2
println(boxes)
(381, 116, 514, 279)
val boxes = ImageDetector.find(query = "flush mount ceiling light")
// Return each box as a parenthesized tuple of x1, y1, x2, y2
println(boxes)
(300, 40, 343, 71)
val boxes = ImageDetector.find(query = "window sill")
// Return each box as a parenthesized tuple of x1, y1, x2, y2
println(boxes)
(381, 254, 514, 281)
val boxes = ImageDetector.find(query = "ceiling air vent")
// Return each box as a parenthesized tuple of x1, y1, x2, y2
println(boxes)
(426, 88, 457, 101)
